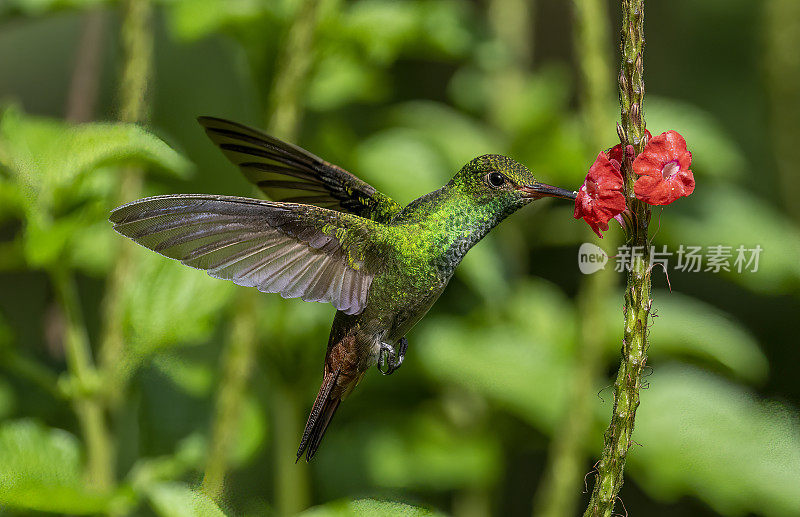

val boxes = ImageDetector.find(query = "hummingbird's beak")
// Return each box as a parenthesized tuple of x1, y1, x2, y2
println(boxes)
(518, 182, 578, 200)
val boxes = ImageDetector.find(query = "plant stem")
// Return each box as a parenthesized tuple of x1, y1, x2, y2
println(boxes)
(118, 0, 153, 125)
(80, 0, 153, 494)
(0, 349, 63, 400)
(572, 0, 615, 146)
(66, 8, 106, 123)
(201, 292, 258, 499)
(99, 0, 153, 407)
(200, 0, 321, 507)
(765, 0, 800, 223)
(583, 1, 651, 516)
(50, 266, 113, 491)
(267, 3, 321, 512)
(537, 267, 618, 517)
(265, 5, 321, 512)
(272, 382, 311, 515)
(267, 0, 322, 139)
(453, 487, 491, 517)
(533, 2, 615, 515)
(486, 0, 534, 132)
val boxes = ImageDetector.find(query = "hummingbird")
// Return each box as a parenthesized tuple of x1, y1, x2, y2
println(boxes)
(110, 117, 577, 462)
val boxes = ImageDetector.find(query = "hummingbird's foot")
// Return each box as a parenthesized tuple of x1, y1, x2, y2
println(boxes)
(377, 337, 408, 376)
(397, 336, 408, 363)
(377, 342, 396, 375)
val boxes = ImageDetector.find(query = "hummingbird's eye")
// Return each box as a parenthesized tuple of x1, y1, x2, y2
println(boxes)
(487, 172, 506, 188)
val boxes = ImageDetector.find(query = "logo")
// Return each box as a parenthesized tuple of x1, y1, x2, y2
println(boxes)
(578, 242, 608, 274)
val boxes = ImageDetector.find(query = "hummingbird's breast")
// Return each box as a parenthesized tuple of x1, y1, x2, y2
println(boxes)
(335, 186, 525, 364)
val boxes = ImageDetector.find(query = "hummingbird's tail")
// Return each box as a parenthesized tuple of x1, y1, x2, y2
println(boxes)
(297, 368, 342, 462)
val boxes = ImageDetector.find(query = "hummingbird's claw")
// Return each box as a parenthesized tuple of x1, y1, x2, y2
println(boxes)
(377, 337, 408, 376)
(377, 342, 396, 375)
(397, 336, 408, 366)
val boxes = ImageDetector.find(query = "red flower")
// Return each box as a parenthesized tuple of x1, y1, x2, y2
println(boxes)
(608, 130, 651, 168)
(633, 130, 694, 205)
(573, 152, 627, 238)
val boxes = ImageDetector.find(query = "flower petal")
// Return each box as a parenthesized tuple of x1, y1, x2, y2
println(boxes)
(608, 130, 651, 168)
(573, 152, 627, 237)
(633, 130, 694, 205)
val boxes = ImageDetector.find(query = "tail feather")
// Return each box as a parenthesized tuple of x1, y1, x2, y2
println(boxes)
(306, 398, 340, 460)
(297, 368, 341, 462)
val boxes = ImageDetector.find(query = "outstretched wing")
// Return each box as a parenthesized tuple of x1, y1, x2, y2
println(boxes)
(198, 117, 402, 223)
(110, 194, 385, 315)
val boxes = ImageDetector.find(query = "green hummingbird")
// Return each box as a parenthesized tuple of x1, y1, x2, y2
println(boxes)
(110, 117, 576, 462)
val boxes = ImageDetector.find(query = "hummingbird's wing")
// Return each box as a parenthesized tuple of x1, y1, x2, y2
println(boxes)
(110, 194, 385, 315)
(197, 117, 403, 224)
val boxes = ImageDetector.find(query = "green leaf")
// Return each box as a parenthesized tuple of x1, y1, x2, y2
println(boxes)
(0, 319, 21, 414)
(356, 102, 505, 206)
(417, 0, 473, 57)
(153, 354, 215, 397)
(646, 96, 747, 179)
(306, 51, 387, 111)
(628, 364, 800, 517)
(226, 393, 268, 467)
(0, 105, 190, 199)
(366, 411, 500, 490)
(122, 250, 235, 357)
(0, 0, 106, 16)
(0, 313, 11, 347)
(490, 65, 574, 136)
(603, 290, 768, 383)
(338, 0, 419, 63)
(456, 235, 510, 301)
(166, 0, 269, 42)
(256, 293, 333, 358)
(0, 419, 112, 514)
(421, 320, 568, 429)
(662, 184, 800, 293)
(0, 378, 15, 419)
(128, 434, 207, 489)
(331, 0, 473, 64)
(0, 106, 192, 271)
(22, 197, 114, 269)
(68, 213, 119, 274)
(0, 177, 25, 219)
(300, 498, 445, 517)
(447, 65, 490, 113)
(417, 279, 576, 431)
(521, 114, 589, 186)
(356, 127, 449, 206)
(391, 101, 506, 170)
(450, 64, 588, 185)
(145, 482, 228, 517)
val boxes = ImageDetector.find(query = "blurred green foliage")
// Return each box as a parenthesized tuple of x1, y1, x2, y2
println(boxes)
(0, 419, 113, 513)
(300, 498, 445, 517)
(0, 0, 798, 516)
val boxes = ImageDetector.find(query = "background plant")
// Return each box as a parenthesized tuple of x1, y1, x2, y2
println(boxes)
(0, 0, 798, 516)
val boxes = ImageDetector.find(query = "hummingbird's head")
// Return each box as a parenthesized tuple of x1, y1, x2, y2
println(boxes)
(454, 154, 577, 206)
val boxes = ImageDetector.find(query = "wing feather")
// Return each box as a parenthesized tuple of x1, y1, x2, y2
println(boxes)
(110, 194, 384, 315)
(198, 117, 403, 223)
